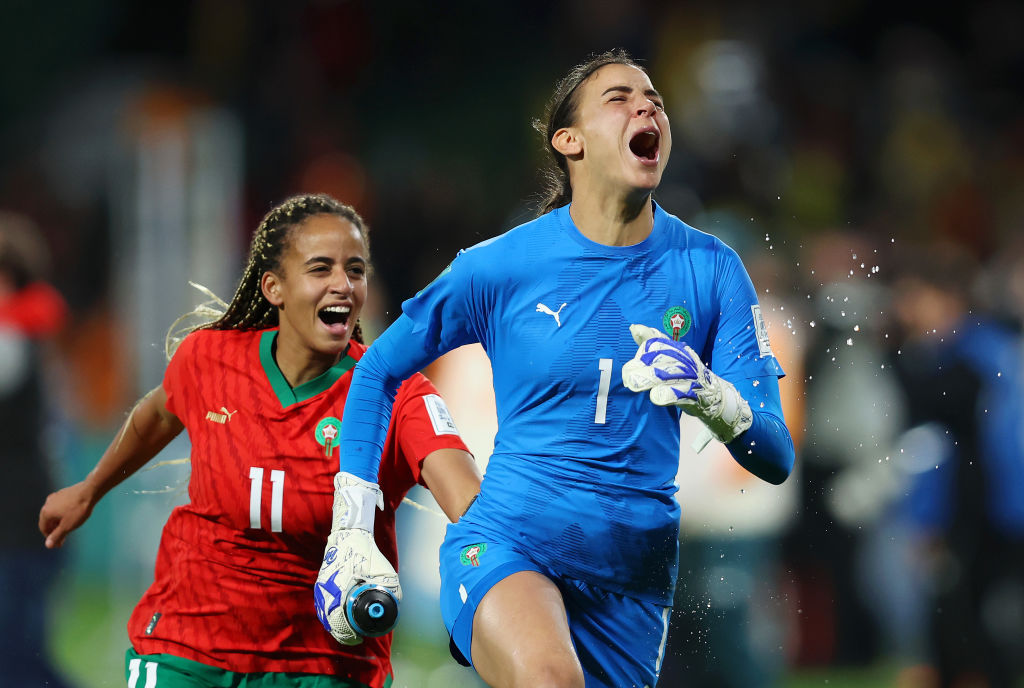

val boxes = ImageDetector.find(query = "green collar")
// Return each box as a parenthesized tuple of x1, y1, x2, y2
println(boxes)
(259, 330, 356, 408)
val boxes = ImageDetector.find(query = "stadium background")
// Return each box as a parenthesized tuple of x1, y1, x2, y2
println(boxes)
(2, 1, 1022, 686)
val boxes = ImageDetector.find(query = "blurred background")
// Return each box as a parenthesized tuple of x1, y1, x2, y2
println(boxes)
(2, 0, 1023, 686)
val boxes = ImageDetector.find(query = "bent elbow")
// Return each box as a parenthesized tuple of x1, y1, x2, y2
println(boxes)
(762, 456, 794, 485)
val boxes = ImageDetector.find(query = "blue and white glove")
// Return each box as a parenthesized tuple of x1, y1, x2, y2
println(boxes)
(314, 472, 401, 645)
(622, 324, 753, 447)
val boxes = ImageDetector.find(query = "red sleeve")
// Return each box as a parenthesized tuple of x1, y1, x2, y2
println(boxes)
(162, 330, 199, 420)
(387, 373, 470, 488)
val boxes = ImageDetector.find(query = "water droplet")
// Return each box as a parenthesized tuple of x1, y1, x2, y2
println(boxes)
(846, 338, 853, 346)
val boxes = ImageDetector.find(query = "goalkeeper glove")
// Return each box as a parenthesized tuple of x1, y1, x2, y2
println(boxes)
(314, 472, 402, 645)
(622, 324, 753, 445)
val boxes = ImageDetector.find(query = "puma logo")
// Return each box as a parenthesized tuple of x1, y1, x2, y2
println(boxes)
(205, 407, 238, 424)
(536, 302, 567, 327)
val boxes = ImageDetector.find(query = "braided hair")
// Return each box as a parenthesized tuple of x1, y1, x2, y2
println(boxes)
(179, 194, 370, 350)
(533, 48, 646, 216)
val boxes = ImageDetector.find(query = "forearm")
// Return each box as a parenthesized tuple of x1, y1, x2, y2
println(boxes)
(420, 448, 482, 522)
(340, 314, 440, 481)
(726, 409, 794, 485)
(84, 386, 183, 502)
(725, 376, 794, 484)
(339, 360, 403, 482)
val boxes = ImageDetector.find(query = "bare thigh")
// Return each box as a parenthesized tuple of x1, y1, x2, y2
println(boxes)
(470, 570, 585, 688)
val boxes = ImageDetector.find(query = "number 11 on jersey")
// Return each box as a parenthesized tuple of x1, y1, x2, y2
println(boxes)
(249, 467, 285, 532)
(595, 358, 613, 424)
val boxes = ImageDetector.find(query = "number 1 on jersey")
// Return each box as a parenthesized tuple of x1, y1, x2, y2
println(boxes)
(249, 467, 285, 532)
(595, 358, 613, 424)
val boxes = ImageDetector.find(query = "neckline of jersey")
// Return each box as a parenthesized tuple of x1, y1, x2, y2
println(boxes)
(259, 329, 356, 408)
(556, 200, 668, 256)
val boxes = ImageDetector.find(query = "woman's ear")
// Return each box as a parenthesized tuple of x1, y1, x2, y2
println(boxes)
(552, 127, 583, 157)
(261, 271, 284, 308)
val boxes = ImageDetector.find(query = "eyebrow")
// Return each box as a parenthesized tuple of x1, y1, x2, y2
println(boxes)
(303, 256, 366, 266)
(304, 256, 334, 266)
(601, 85, 663, 100)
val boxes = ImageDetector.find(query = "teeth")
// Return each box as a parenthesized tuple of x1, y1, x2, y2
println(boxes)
(322, 306, 350, 314)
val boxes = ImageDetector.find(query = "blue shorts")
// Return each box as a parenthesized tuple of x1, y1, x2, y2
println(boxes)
(439, 519, 671, 688)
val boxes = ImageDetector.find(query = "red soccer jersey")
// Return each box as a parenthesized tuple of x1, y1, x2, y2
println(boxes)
(127, 328, 468, 686)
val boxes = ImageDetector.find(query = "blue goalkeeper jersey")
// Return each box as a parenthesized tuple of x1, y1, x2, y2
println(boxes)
(342, 201, 785, 603)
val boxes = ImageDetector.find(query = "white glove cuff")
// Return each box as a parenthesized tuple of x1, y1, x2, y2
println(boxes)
(710, 381, 753, 444)
(333, 472, 384, 533)
(719, 383, 742, 425)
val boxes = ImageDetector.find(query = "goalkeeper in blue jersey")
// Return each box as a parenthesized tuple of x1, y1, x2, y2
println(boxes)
(315, 49, 794, 688)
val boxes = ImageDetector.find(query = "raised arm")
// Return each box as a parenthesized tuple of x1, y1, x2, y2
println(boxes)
(623, 325, 794, 484)
(39, 385, 184, 548)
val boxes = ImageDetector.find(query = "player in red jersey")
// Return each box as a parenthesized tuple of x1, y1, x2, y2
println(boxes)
(39, 194, 481, 688)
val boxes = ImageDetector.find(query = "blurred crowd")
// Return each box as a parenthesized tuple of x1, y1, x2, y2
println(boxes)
(1, 1, 1022, 686)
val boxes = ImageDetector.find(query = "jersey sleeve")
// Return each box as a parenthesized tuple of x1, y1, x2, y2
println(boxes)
(401, 248, 488, 355)
(162, 330, 199, 420)
(707, 244, 786, 382)
(339, 250, 486, 482)
(702, 242, 793, 483)
(388, 374, 470, 487)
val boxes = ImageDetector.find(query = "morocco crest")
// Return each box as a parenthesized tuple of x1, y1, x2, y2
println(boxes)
(662, 306, 692, 341)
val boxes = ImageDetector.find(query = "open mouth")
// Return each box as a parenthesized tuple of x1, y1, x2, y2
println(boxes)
(318, 305, 351, 328)
(629, 130, 660, 162)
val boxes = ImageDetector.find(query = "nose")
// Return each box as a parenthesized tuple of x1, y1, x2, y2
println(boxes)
(636, 100, 656, 117)
(330, 269, 353, 295)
